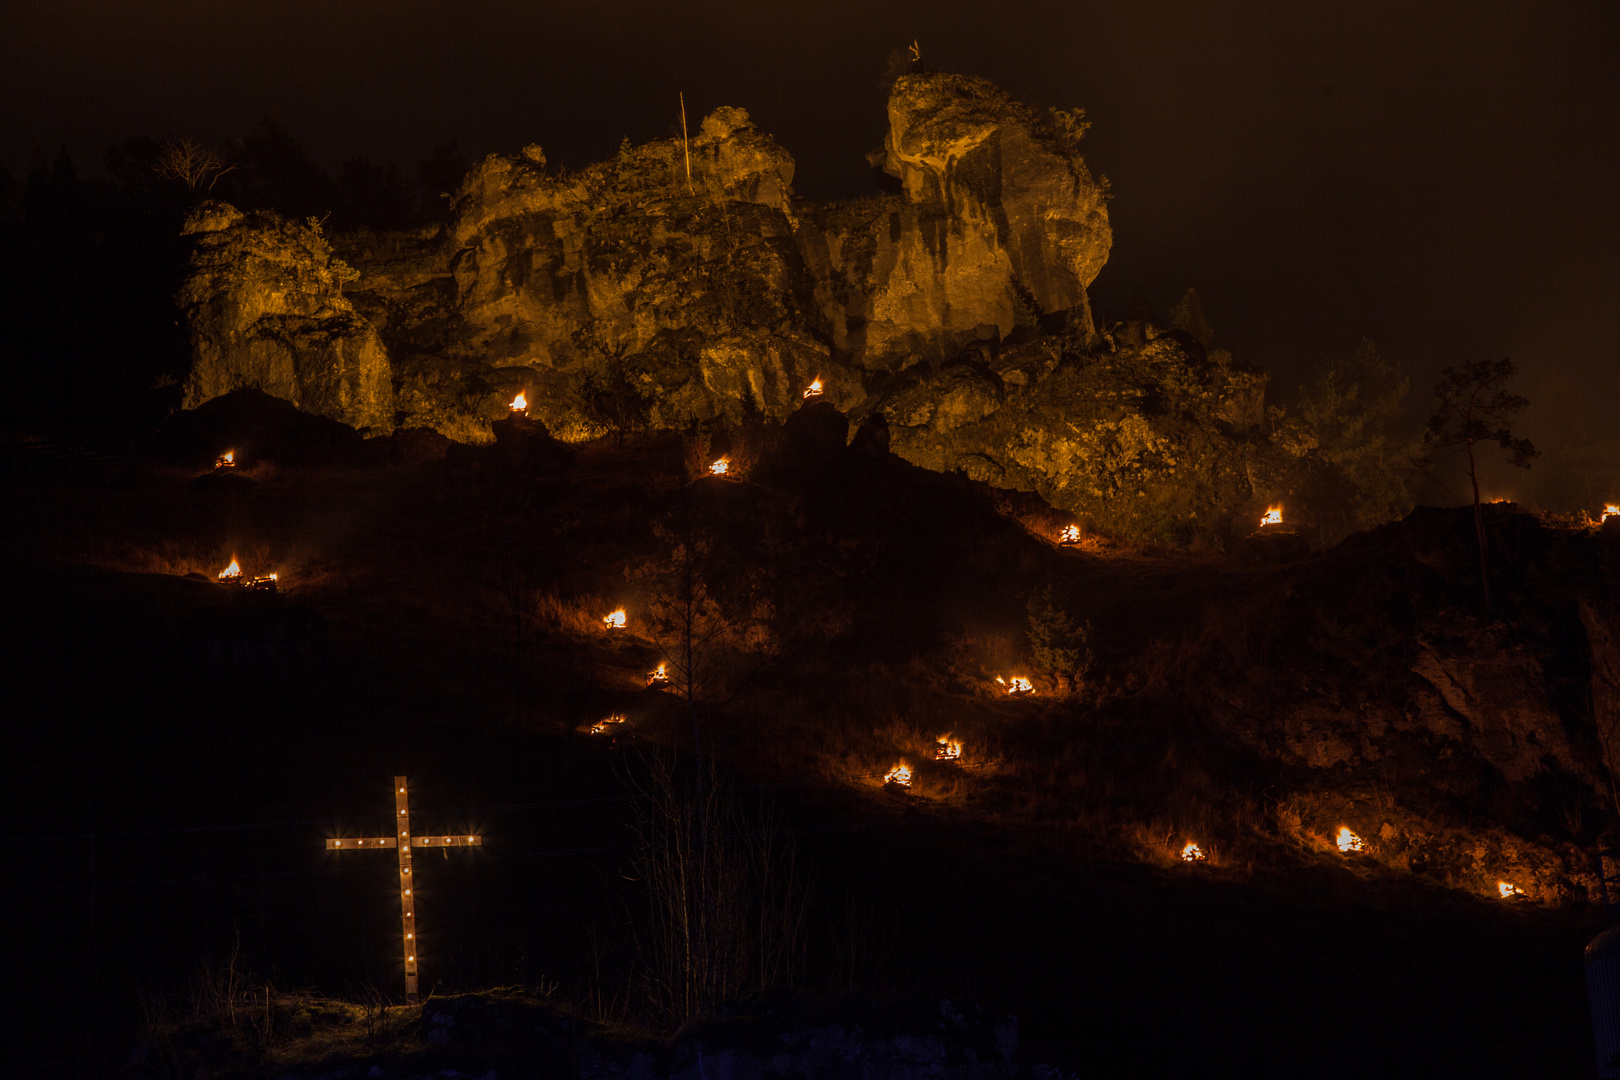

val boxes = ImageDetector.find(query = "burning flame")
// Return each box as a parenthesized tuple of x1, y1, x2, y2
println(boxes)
(589, 714, 626, 735)
(603, 609, 627, 630)
(803, 378, 824, 399)
(215, 449, 236, 468)
(1181, 842, 1207, 862)
(1260, 506, 1283, 528)
(883, 762, 912, 788)
(934, 736, 961, 762)
(510, 392, 527, 412)
(218, 558, 242, 581)
(1498, 881, 1524, 899)
(709, 458, 729, 476)
(1335, 827, 1364, 853)
(647, 662, 670, 686)
(996, 675, 1034, 696)
(1057, 524, 1081, 544)
(1603, 504, 1619, 523)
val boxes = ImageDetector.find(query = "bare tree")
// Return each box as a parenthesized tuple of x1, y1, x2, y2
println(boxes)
(1416, 357, 1538, 608)
(152, 138, 234, 193)
(628, 753, 806, 1020)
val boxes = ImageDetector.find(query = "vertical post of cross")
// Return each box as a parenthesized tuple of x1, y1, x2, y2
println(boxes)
(395, 776, 418, 1003)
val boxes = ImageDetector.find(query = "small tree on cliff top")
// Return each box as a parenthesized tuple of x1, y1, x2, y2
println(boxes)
(1416, 357, 1538, 608)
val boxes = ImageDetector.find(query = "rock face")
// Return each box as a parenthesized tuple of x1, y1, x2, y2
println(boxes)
(176, 203, 394, 433)
(174, 75, 1387, 546)
(798, 73, 1112, 369)
(866, 331, 1353, 547)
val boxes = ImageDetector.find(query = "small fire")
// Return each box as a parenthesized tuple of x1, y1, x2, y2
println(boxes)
(803, 378, 824, 399)
(1498, 881, 1524, 899)
(603, 608, 627, 630)
(214, 449, 236, 469)
(1603, 504, 1619, 523)
(996, 675, 1034, 696)
(218, 558, 242, 582)
(509, 392, 528, 413)
(934, 735, 961, 762)
(883, 762, 912, 788)
(647, 662, 670, 686)
(589, 714, 626, 735)
(709, 458, 729, 476)
(1335, 826, 1364, 853)
(1057, 524, 1082, 545)
(1260, 506, 1283, 528)
(1181, 842, 1207, 862)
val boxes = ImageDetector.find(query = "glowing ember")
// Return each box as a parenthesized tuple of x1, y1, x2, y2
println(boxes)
(1181, 842, 1207, 862)
(647, 662, 670, 686)
(218, 558, 242, 582)
(589, 714, 627, 735)
(1604, 504, 1619, 523)
(996, 675, 1034, 696)
(1335, 826, 1364, 853)
(1498, 881, 1524, 899)
(934, 736, 961, 762)
(214, 449, 236, 469)
(709, 458, 729, 476)
(603, 609, 627, 630)
(1057, 524, 1082, 544)
(1260, 506, 1283, 528)
(803, 378, 824, 399)
(883, 762, 912, 788)
(509, 392, 528, 413)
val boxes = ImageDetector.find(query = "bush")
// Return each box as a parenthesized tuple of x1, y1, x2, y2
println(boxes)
(1026, 586, 1092, 690)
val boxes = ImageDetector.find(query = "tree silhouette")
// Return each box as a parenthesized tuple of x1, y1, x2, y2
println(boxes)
(1417, 357, 1538, 607)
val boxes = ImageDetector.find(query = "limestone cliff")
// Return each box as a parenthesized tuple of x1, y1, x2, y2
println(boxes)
(797, 72, 1112, 369)
(174, 74, 1384, 547)
(177, 203, 394, 433)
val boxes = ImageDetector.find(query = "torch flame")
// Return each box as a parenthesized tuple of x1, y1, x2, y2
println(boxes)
(1604, 504, 1619, 523)
(603, 608, 627, 630)
(1057, 524, 1082, 544)
(934, 735, 961, 762)
(510, 392, 527, 412)
(218, 558, 242, 581)
(1181, 842, 1207, 862)
(1260, 506, 1283, 528)
(803, 378, 824, 399)
(1498, 881, 1523, 899)
(1335, 826, 1364, 853)
(215, 449, 236, 468)
(647, 662, 670, 686)
(999, 675, 1034, 696)
(589, 714, 627, 735)
(883, 762, 912, 788)
(709, 458, 729, 476)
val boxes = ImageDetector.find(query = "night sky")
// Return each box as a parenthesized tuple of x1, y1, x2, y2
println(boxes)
(5, 0, 1616, 505)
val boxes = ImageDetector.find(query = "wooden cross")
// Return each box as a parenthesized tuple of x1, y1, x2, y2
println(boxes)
(326, 776, 481, 1003)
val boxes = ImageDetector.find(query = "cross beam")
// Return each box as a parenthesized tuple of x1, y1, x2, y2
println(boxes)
(326, 777, 481, 1003)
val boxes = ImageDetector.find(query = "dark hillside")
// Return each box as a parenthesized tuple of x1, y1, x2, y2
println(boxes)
(1, 394, 1612, 1076)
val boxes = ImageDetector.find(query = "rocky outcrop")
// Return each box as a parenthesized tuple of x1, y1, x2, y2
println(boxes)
(176, 203, 394, 433)
(867, 331, 1356, 547)
(797, 73, 1112, 370)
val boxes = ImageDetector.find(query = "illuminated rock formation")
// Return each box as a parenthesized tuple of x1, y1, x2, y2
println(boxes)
(176, 203, 394, 433)
(798, 71, 1113, 368)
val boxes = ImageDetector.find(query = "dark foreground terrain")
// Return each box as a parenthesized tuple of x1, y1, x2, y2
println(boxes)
(2, 394, 1614, 1078)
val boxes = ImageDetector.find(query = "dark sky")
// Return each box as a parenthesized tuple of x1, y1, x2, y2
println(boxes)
(5, 0, 1617, 506)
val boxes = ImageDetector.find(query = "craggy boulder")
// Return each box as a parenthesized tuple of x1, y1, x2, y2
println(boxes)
(798, 72, 1113, 369)
(872, 331, 1357, 547)
(176, 202, 394, 433)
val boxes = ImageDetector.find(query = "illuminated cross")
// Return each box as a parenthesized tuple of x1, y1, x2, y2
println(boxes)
(325, 776, 481, 1003)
